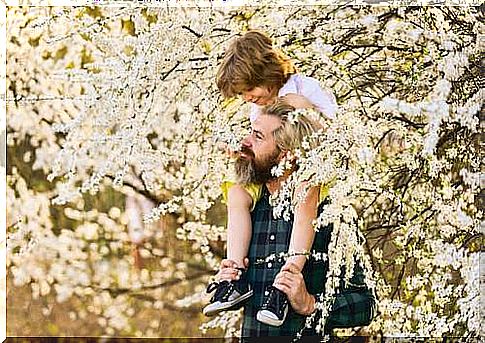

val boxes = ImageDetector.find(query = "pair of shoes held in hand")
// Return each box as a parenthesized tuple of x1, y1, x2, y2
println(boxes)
(203, 268, 289, 327)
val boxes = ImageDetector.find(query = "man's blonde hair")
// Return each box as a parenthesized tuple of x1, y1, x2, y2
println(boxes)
(262, 100, 322, 153)
(216, 30, 296, 98)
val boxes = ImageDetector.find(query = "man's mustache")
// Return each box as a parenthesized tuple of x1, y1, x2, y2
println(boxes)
(238, 147, 255, 159)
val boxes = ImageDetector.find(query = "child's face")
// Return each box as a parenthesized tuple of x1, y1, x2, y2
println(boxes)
(241, 86, 276, 106)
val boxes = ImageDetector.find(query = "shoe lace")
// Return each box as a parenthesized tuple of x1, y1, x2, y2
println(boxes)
(263, 286, 288, 315)
(206, 281, 221, 293)
(206, 280, 234, 302)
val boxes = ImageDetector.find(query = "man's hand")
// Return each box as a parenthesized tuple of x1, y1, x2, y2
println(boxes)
(281, 93, 315, 110)
(274, 262, 316, 316)
(216, 258, 249, 281)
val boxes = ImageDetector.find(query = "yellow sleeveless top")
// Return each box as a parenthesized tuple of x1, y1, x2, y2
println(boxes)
(221, 181, 331, 211)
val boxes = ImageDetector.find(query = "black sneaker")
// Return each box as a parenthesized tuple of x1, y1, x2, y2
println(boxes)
(256, 285, 289, 326)
(203, 268, 253, 316)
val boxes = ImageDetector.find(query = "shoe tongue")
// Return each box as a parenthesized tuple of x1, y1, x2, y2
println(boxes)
(213, 281, 231, 299)
(269, 287, 285, 308)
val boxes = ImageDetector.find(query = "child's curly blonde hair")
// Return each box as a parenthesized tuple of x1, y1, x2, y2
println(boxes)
(216, 30, 296, 98)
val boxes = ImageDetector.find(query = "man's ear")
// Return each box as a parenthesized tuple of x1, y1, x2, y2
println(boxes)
(279, 150, 296, 162)
(277, 149, 287, 161)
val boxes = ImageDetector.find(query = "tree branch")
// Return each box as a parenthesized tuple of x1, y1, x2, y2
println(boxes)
(93, 270, 210, 296)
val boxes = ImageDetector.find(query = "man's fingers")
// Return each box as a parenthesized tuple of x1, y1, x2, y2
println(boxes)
(273, 282, 291, 296)
(274, 272, 296, 288)
(275, 271, 295, 284)
(217, 268, 239, 281)
(219, 267, 239, 275)
(219, 268, 238, 276)
(217, 259, 241, 281)
(281, 262, 301, 275)
(220, 259, 239, 269)
(218, 258, 248, 281)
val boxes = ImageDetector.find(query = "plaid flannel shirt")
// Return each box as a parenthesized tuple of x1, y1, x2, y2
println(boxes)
(241, 186, 376, 341)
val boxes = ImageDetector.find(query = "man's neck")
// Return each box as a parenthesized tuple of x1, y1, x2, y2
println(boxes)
(265, 173, 290, 195)
(265, 179, 280, 195)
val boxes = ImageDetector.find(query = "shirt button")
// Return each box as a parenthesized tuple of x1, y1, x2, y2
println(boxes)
(267, 262, 273, 268)
(269, 235, 275, 241)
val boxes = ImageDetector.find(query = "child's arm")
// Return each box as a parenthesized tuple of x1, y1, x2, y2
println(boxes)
(282, 93, 335, 123)
(281, 93, 315, 110)
(285, 183, 320, 272)
(226, 184, 253, 269)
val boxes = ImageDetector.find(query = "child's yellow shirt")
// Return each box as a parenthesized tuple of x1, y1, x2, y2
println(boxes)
(221, 181, 330, 211)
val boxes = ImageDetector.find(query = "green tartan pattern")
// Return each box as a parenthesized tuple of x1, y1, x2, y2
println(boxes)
(326, 287, 377, 329)
(241, 186, 376, 340)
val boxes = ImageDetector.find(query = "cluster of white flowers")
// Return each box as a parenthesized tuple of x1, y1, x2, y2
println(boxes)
(177, 222, 226, 270)
(6, 4, 482, 339)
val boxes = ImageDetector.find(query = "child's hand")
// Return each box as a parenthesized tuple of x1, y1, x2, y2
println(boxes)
(281, 93, 314, 109)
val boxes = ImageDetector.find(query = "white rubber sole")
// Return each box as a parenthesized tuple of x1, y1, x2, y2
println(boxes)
(256, 306, 288, 327)
(203, 289, 254, 316)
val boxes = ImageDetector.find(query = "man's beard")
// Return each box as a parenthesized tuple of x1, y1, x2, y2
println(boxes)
(234, 147, 281, 185)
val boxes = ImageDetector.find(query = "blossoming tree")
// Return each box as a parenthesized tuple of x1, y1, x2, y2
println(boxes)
(7, 3, 482, 339)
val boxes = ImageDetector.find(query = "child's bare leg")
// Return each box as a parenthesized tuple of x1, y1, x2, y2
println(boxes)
(226, 184, 253, 269)
(203, 184, 253, 317)
(282, 185, 320, 273)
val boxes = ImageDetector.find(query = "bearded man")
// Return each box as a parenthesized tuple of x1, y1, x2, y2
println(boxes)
(215, 100, 376, 341)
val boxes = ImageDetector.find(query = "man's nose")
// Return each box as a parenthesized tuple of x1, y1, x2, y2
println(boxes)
(241, 136, 251, 148)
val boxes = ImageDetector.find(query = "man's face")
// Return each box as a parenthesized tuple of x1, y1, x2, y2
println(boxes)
(235, 114, 283, 184)
(241, 86, 277, 106)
